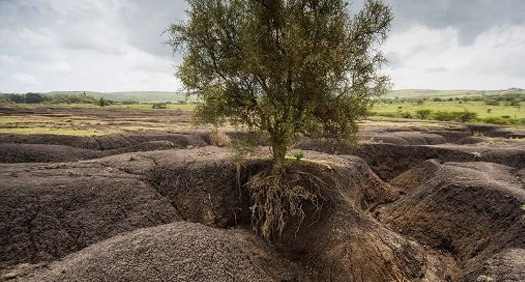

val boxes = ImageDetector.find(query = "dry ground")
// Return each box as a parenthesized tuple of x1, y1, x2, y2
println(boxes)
(0, 106, 524, 282)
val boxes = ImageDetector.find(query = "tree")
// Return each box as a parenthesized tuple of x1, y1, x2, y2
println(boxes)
(98, 97, 108, 107)
(168, 0, 393, 171)
(25, 93, 44, 104)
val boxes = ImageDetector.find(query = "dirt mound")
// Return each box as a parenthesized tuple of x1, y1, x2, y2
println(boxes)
(17, 222, 301, 282)
(364, 131, 447, 145)
(459, 248, 525, 282)
(0, 162, 181, 269)
(0, 134, 99, 149)
(0, 144, 100, 163)
(428, 129, 472, 143)
(380, 160, 525, 278)
(0, 140, 196, 163)
(353, 143, 525, 181)
(108, 140, 178, 154)
(0, 132, 207, 151)
(466, 124, 525, 139)
(2, 145, 522, 281)
(354, 143, 478, 180)
(455, 136, 486, 144)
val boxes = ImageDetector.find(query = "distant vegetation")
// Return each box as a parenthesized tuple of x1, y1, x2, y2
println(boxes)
(0, 92, 191, 106)
(0, 91, 192, 103)
(372, 91, 525, 125)
(2, 89, 524, 126)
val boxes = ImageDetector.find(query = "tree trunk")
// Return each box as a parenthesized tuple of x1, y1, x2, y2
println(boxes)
(271, 139, 287, 173)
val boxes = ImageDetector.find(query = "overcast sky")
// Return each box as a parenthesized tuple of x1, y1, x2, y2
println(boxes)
(1, 0, 524, 93)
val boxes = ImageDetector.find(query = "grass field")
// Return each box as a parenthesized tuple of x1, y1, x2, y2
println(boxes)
(373, 101, 524, 119)
(385, 88, 525, 99)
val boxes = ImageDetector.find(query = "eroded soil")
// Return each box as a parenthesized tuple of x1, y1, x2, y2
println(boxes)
(1, 107, 524, 282)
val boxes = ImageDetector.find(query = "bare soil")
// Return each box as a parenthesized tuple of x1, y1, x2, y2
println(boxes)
(1, 106, 524, 282)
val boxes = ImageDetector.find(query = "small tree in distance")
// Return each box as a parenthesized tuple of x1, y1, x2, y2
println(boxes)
(168, 0, 392, 171)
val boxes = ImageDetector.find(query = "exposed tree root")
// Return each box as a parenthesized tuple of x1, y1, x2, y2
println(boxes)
(246, 163, 331, 241)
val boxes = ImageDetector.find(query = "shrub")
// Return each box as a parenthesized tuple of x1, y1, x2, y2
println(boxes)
(484, 100, 499, 106)
(400, 111, 412, 119)
(482, 117, 511, 125)
(121, 100, 138, 105)
(98, 97, 108, 107)
(455, 110, 478, 123)
(433, 111, 455, 121)
(415, 109, 432, 119)
(152, 102, 167, 109)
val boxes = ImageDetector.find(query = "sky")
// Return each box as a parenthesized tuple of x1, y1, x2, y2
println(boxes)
(0, 0, 524, 93)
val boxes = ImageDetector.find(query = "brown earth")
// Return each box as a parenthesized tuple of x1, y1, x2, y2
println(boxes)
(18, 222, 303, 282)
(1, 107, 524, 282)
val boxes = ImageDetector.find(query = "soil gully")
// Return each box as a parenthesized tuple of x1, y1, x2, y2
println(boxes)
(137, 151, 455, 282)
(0, 132, 524, 281)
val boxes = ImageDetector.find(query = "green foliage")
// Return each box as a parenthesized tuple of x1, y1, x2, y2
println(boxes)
(432, 111, 456, 121)
(293, 149, 304, 161)
(168, 0, 393, 169)
(484, 100, 499, 106)
(152, 102, 168, 109)
(25, 93, 44, 104)
(415, 109, 432, 119)
(98, 97, 108, 107)
(456, 110, 478, 123)
(400, 111, 412, 119)
(121, 99, 139, 105)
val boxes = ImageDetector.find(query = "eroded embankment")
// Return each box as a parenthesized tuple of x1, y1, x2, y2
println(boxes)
(0, 129, 524, 282)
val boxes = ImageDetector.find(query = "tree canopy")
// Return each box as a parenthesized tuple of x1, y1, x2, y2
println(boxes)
(168, 0, 393, 169)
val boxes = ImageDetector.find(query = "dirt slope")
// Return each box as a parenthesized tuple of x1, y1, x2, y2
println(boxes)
(18, 222, 302, 282)
(0, 162, 181, 270)
(380, 160, 525, 279)
(1, 142, 524, 281)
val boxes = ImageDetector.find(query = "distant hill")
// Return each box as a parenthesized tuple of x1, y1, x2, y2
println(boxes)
(3, 88, 524, 102)
(385, 88, 525, 99)
(42, 91, 194, 103)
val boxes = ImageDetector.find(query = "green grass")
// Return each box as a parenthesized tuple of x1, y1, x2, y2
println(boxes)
(373, 101, 524, 120)
(385, 88, 525, 99)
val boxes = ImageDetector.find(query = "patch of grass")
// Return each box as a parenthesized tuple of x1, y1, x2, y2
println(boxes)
(521, 204, 525, 212)
(293, 149, 304, 161)
(477, 274, 494, 282)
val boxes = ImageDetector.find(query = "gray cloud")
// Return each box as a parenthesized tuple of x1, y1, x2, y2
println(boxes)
(384, 0, 525, 44)
(0, 0, 524, 92)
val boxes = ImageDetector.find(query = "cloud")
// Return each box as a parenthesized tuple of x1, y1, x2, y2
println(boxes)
(10, 73, 40, 87)
(0, 0, 524, 92)
(0, 0, 182, 92)
(384, 0, 525, 45)
(384, 24, 525, 89)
